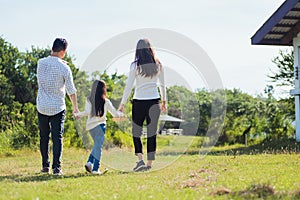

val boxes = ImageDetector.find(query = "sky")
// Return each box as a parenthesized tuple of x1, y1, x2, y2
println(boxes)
(0, 0, 289, 96)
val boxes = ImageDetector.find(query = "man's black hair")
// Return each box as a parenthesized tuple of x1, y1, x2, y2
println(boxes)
(52, 38, 68, 52)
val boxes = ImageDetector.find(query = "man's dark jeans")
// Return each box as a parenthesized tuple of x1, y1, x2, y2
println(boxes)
(38, 110, 66, 170)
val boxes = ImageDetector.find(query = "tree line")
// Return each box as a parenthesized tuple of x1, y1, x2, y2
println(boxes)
(0, 37, 295, 152)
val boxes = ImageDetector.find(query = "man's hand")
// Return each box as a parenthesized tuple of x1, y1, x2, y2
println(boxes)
(73, 107, 79, 120)
(69, 93, 79, 119)
(73, 107, 79, 113)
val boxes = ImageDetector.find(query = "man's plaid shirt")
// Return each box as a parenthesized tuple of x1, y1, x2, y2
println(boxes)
(36, 56, 76, 116)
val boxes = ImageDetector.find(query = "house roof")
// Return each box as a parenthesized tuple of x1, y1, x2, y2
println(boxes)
(251, 0, 300, 46)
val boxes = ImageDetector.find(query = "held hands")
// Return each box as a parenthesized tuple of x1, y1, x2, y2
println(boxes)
(114, 103, 126, 122)
(73, 107, 80, 120)
(118, 103, 125, 113)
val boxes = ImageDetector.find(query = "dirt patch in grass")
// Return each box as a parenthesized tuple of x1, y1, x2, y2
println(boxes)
(181, 168, 217, 189)
(293, 188, 300, 199)
(210, 187, 233, 196)
(238, 184, 275, 198)
(211, 184, 276, 198)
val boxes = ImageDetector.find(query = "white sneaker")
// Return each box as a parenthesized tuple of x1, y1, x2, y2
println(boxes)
(92, 170, 103, 175)
(85, 162, 93, 173)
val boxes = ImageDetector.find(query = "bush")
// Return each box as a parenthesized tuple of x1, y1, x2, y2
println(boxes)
(10, 102, 39, 149)
(105, 130, 132, 148)
(0, 131, 11, 155)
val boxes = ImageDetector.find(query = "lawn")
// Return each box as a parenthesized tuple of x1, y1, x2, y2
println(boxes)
(1, 136, 300, 199)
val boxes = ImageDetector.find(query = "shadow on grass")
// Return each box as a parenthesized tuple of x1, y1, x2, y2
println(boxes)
(207, 138, 300, 156)
(0, 170, 136, 183)
(0, 172, 91, 183)
(160, 138, 300, 156)
(156, 150, 199, 156)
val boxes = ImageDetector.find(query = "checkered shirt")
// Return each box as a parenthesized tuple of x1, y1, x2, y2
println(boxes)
(36, 56, 77, 116)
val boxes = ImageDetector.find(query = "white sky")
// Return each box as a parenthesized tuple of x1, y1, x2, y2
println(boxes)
(0, 0, 289, 96)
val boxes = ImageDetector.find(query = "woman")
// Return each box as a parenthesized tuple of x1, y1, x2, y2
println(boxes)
(119, 39, 167, 172)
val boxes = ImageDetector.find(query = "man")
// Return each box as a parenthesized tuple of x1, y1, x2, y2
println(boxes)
(36, 38, 78, 175)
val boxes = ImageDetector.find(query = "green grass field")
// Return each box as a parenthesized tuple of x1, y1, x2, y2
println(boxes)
(1, 136, 300, 199)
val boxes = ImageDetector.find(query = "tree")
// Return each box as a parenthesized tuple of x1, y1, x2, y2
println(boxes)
(0, 37, 19, 105)
(15, 47, 51, 104)
(166, 86, 200, 136)
(218, 89, 260, 145)
(262, 94, 294, 140)
(269, 48, 294, 87)
(268, 49, 294, 119)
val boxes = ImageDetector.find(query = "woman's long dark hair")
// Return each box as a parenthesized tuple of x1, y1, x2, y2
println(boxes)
(135, 39, 161, 78)
(88, 80, 106, 117)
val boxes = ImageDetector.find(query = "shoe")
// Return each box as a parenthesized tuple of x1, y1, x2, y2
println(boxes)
(135, 165, 152, 172)
(85, 162, 93, 173)
(144, 165, 152, 171)
(133, 160, 145, 172)
(53, 168, 63, 176)
(41, 167, 50, 174)
(92, 170, 102, 175)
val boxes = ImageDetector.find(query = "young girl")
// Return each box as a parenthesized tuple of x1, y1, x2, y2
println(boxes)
(76, 80, 124, 175)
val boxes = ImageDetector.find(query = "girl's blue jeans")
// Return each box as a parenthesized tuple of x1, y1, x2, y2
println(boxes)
(87, 123, 106, 171)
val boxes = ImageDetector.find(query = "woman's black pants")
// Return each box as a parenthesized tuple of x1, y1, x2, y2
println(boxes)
(132, 99, 161, 160)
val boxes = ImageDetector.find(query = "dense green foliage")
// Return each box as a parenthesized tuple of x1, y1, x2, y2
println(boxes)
(0, 37, 296, 152)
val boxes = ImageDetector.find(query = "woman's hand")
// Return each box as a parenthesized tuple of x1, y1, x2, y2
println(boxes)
(119, 103, 125, 113)
(161, 101, 167, 113)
